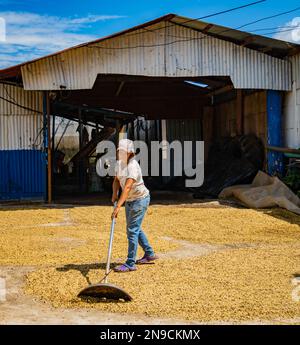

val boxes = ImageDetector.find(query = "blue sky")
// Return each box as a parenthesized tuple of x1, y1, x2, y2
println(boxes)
(0, 0, 300, 68)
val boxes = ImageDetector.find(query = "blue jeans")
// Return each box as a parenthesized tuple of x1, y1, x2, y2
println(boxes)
(125, 194, 154, 268)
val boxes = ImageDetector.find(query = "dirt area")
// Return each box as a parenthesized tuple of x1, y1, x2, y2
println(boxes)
(0, 200, 300, 324)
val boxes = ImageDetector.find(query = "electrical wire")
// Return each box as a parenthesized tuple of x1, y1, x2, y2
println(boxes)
(248, 24, 300, 32)
(1, 3, 299, 144)
(1, 85, 46, 146)
(89, 5, 300, 50)
(3, 84, 18, 104)
(257, 26, 300, 36)
(0, 95, 42, 114)
(0, 85, 45, 149)
(234, 24, 300, 43)
(31, 127, 44, 149)
(141, 0, 267, 39)
(142, 20, 300, 41)
(88, 1, 269, 48)
(110, 0, 267, 40)
(164, 4, 300, 40)
(236, 6, 300, 30)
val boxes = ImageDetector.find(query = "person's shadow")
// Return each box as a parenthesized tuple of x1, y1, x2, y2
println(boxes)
(56, 262, 118, 285)
(56, 263, 130, 303)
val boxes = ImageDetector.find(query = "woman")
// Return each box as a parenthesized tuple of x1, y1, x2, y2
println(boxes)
(111, 138, 158, 272)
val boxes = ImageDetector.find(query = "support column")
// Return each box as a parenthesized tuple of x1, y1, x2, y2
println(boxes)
(52, 112, 55, 190)
(78, 108, 84, 192)
(236, 89, 243, 136)
(47, 94, 52, 203)
(267, 90, 284, 176)
(202, 106, 214, 162)
(43, 92, 52, 203)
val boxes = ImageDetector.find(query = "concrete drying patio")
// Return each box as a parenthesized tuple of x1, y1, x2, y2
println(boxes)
(0, 201, 299, 324)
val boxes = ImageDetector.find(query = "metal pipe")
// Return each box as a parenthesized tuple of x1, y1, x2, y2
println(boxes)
(104, 202, 117, 283)
(267, 145, 300, 155)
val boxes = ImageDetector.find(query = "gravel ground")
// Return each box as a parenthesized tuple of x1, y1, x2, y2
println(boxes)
(0, 204, 299, 323)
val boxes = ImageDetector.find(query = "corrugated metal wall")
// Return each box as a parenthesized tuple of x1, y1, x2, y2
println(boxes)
(0, 150, 46, 200)
(165, 23, 290, 91)
(283, 54, 300, 149)
(0, 83, 46, 200)
(166, 118, 201, 143)
(21, 21, 291, 91)
(0, 83, 43, 150)
(291, 54, 300, 89)
(166, 118, 201, 181)
(126, 117, 201, 184)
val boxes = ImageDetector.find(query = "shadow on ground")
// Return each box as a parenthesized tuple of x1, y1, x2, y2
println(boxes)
(56, 262, 119, 285)
(260, 208, 300, 226)
(57, 263, 130, 304)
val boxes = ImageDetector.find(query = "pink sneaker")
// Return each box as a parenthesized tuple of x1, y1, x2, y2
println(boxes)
(113, 264, 137, 272)
(136, 254, 159, 265)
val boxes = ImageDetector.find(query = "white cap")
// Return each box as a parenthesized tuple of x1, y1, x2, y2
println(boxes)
(117, 138, 135, 153)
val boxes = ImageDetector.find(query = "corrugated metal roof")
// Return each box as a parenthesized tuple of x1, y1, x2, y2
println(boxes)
(0, 13, 298, 91)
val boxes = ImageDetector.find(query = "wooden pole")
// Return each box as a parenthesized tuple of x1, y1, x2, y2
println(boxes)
(78, 108, 83, 192)
(52, 112, 55, 189)
(236, 89, 243, 135)
(202, 106, 214, 162)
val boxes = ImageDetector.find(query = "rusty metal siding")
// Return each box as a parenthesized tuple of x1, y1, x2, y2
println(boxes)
(21, 21, 291, 91)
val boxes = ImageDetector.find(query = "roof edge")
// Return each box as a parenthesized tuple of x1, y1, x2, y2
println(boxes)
(1, 12, 299, 81)
(0, 13, 177, 77)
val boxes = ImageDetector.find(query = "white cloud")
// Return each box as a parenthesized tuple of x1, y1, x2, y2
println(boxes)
(273, 17, 300, 43)
(71, 15, 125, 24)
(0, 11, 126, 68)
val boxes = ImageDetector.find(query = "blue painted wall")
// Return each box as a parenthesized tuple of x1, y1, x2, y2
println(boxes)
(267, 91, 284, 176)
(0, 150, 46, 201)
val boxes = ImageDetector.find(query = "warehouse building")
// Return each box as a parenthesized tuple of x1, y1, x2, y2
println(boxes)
(0, 14, 299, 202)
